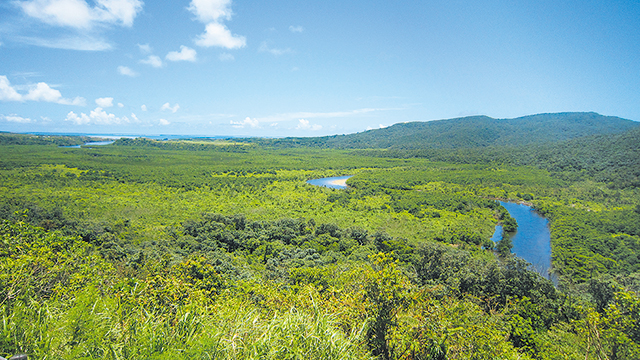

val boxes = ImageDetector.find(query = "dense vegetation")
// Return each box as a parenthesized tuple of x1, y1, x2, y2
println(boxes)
(1, 113, 639, 359)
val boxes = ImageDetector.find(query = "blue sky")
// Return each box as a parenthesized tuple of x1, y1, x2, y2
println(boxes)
(1, 0, 639, 137)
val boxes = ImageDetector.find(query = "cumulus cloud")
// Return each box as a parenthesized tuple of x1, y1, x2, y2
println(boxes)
(188, 0, 232, 23)
(118, 102, 124, 107)
(230, 117, 259, 128)
(161, 102, 180, 113)
(166, 46, 197, 62)
(289, 25, 304, 33)
(141, 104, 147, 111)
(117, 66, 137, 77)
(130, 113, 139, 122)
(0, 76, 23, 101)
(2, 114, 34, 123)
(159, 118, 170, 126)
(219, 52, 234, 61)
(140, 55, 163, 67)
(23, 82, 61, 101)
(258, 41, 292, 56)
(189, 0, 246, 49)
(195, 23, 246, 49)
(295, 119, 322, 131)
(95, 97, 114, 107)
(0, 75, 85, 105)
(65, 107, 130, 125)
(17, 0, 144, 29)
(66, 111, 90, 125)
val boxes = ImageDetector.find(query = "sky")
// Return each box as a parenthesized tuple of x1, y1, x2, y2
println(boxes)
(1, 0, 639, 137)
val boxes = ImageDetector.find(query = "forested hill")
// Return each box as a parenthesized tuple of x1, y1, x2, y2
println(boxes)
(253, 112, 639, 149)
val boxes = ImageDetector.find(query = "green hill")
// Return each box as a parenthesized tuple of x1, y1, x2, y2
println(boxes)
(256, 112, 639, 149)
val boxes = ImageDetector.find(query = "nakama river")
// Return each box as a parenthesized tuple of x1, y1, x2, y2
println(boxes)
(307, 177, 554, 281)
(492, 201, 554, 281)
(306, 175, 353, 189)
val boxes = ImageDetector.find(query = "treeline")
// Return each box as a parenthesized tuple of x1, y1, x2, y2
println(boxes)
(0, 133, 93, 146)
(113, 137, 252, 152)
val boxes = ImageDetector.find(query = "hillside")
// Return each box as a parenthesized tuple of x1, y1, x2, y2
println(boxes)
(253, 112, 639, 149)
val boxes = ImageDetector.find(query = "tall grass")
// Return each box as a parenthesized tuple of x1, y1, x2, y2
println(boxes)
(1, 286, 369, 359)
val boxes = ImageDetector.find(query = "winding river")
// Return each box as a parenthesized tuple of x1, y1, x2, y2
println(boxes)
(493, 201, 554, 280)
(306, 177, 554, 281)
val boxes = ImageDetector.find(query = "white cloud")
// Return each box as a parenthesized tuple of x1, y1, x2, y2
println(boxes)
(188, 0, 246, 49)
(188, 0, 232, 23)
(161, 102, 180, 113)
(17, 0, 144, 29)
(117, 66, 138, 77)
(137, 43, 151, 53)
(95, 97, 114, 107)
(90, 107, 128, 124)
(230, 117, 259, 128)
(2, 114, 34, 123)
(65, 106, 130, 125)
(219, 53, 234, 61)
(159, 118, 170, 126)
(289, 25, 304, 33)
(118, 102, 124, 107)
(141, 104, 147, 111)
(195, 22, 246, 49)
(258, 41, 292, 56)
(1, 76, 85, 105)
(23, 82, 61, 102)
(166, 46, 197, 62)
(140, 55, 163, 67)
(65, 111, 90, 125)
(0, 76, 23, 101)
(131, 113, 139, 122)
(296, 119, 322, 131)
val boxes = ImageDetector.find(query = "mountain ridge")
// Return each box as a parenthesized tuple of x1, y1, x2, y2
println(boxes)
(253, 112, 639, 150)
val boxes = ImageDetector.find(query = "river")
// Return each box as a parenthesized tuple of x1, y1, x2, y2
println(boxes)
(306, 175, 353, 189)
(60, 140, 115, 148)
(306, 176, 554, 281)
(493, 201, 554, 281)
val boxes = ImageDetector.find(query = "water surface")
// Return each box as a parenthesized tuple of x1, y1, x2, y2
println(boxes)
(495, 201, 552, 279)
(60, 140, 114, 148)
(306, 176, 353, 189)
